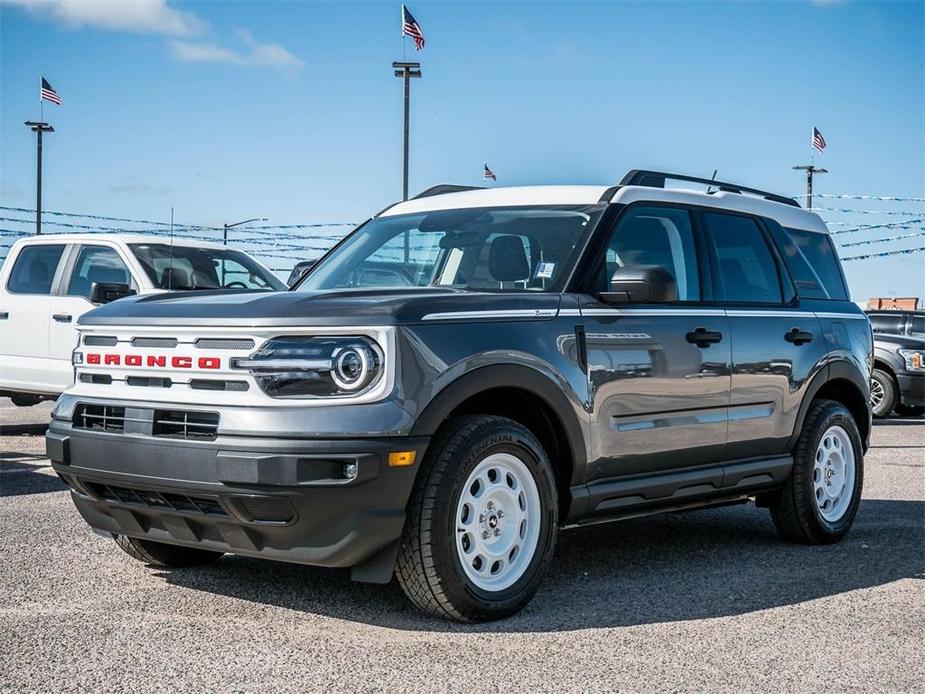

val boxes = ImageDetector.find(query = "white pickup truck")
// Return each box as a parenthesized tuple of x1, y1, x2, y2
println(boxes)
(0, 233, 285, 405)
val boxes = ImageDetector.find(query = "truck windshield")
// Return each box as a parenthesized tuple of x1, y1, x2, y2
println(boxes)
(129, 244, 286, 291)
(296, 205, 603, 293)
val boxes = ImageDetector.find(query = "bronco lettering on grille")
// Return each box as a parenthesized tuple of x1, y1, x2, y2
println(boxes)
(84, 353, 221, 369)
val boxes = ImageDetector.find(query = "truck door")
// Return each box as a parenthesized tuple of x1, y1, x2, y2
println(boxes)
(578, 204, 731, 481)
(48, 244, 135, 390)
(0, 243, 69, 393)
(701, 211, 828, 459)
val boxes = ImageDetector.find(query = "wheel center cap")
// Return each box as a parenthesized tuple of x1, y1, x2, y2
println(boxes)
(487, 515, 499, 529)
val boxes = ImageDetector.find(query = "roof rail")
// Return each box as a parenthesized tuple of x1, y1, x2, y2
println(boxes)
(613, 170, 800, 208)
(412, 184, 484, 199)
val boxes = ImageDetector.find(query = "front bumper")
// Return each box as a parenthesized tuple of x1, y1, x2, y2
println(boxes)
(46, 419, 428, 578)
(897, 372, 925, 408)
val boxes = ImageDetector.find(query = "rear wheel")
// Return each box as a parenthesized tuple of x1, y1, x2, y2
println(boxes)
(115, 535, 223, 568)
(770, 399, 863, 543)
(396, 415, 558, 622)
(870, 368, 897, 418)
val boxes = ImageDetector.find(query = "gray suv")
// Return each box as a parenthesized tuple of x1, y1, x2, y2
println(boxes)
(47, 170, 873, 622)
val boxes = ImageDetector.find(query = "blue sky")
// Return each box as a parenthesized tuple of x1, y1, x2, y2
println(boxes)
(1, 0, 923, 299)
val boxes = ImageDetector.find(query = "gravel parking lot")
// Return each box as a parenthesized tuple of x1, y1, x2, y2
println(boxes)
(1, 398, 922, 693)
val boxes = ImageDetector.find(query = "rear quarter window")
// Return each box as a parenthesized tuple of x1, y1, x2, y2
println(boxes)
(6, 244, 66, 294)
(784, 227, 849, 301)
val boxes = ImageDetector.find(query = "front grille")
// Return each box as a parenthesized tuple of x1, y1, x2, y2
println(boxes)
(79, 373, 113, 385)
(153, 410, 219, 440)
(85, 481, 227, 516)
(84, 335, 118, 346)
(131, 337, 178, 348)
(189, 379, 249, 392)
(195, 338, 255, 350)
(74, 404, 127, 432)
(126, 376, 173, 388)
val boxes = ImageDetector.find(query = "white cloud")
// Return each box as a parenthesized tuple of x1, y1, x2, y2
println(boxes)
(170, 29, 303, 69)
(0, 0, 204, 36)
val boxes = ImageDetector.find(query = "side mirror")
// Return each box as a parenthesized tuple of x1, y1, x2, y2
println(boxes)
(599, 265, 677, 304)
(90, 282, 137, 304)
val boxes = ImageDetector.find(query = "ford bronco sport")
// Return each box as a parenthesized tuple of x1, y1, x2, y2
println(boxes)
(47, 170, 873, 622)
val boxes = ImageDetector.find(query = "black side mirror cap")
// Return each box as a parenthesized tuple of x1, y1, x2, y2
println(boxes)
(90, 282, 137, 304)
(599, 265, 677, 304)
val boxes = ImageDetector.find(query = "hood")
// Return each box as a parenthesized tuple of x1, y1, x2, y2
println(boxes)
(78, 287, 563, 327)
(873, 332, 925, 349)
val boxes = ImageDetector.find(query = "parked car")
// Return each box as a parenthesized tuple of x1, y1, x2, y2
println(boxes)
(0, 234, 286, 405)
(47, 170, 872, 622)
(866, 309, 925, 417)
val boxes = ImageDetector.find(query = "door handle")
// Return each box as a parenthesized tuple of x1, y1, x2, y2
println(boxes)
(52, 313, 72, 323)
(785, 328, 813, 345)
(686, 327, 723, 347)
(0, 311, 8, 320)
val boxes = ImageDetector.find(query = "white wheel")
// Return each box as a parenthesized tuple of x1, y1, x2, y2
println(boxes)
(454, 452, 542, 592)
(812, 425, 856, 523)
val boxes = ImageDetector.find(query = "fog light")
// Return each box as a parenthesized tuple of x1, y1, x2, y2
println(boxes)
(343, 463, 358, 480)
(388, 451, 416, 467)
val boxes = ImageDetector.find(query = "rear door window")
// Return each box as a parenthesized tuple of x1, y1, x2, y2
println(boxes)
(6, 244, 66, 294)
(784, 227, 849, 301)
(705, 213, 783, 304)
(66, 245, 133, 299)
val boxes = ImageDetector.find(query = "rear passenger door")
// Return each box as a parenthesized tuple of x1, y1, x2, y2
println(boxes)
(0, 243, 69, 391)
(702, 212, 827, 459)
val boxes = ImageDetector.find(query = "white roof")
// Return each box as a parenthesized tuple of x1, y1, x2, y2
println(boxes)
(9, 233, 229, 249)
(380, 184, 828, 233)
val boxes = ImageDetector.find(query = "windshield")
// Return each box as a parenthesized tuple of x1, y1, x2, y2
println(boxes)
(129, 244, 285, 291)
(296, 205, 603, 293)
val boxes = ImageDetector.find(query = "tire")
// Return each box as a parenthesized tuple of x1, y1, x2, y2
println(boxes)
(396, 415, 558, 622)
(10, 393, 42, 407)
(115, 535, 223, 568)
(870, 368, 897, 418)
(769, 399, 864, 544)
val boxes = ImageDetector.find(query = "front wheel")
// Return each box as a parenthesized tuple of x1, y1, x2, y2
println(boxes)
(396, 415, 558, 622)
(769, 399, 864, 544)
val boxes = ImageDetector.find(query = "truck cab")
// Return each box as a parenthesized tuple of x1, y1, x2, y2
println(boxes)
(0, 234, 285, 404)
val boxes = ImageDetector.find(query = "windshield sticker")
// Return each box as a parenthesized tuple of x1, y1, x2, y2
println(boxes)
(535, 262, 556, 280)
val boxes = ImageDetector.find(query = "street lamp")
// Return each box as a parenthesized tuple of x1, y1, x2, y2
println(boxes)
(223, 217, 268, 245)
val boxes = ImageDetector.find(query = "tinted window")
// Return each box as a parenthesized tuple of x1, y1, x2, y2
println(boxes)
(910, 315, 924, 335)
(7, 244, 65, 295)
(67, 246, 132, 299)
(706, 213, 783, 304)
(869, 314, 905, 335)
(785, 227, 848, 301)
(598, 206, 700, 301)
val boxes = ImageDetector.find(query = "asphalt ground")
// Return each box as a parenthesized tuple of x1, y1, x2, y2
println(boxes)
(1, 398, 922, 693)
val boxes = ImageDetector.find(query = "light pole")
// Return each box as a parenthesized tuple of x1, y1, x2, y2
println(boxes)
(393, 61, 422, 201)
(223, 217, 268, 246)
(25, 121, 54, 235)
(792, 165, 827, 209)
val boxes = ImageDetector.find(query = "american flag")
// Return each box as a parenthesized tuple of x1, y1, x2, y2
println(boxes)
(483, 164, 497, 181)
(812, 126, 826, 153)
(402, 4, 425, 50)
(40, 77, 62, 105)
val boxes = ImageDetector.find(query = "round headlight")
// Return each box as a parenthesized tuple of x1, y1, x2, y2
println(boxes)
(331, 342, 379, 391)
